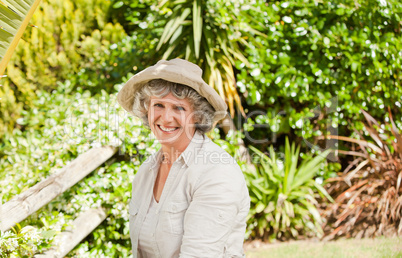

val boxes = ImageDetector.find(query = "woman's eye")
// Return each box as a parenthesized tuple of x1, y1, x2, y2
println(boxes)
(154, 103, 163, 108)
(176, 106, 185, 111)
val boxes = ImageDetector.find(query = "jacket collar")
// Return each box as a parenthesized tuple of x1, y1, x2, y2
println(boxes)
(147, 131, 207, 169)
(178, 131, 206, 167)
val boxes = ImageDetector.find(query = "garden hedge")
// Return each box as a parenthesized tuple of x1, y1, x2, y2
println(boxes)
(236, 0, 402, 147)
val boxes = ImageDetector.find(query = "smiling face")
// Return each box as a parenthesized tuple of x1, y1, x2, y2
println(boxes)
(148, 93, 196, 151)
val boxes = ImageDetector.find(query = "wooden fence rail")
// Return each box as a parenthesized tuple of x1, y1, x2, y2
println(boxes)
(0, 146, 117, 232)
(1, 146, 118, 257)
(35, 207, 107, 258)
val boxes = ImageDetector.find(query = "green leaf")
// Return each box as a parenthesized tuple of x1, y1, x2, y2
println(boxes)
(157, 8, 191, 51)
(313, 181, 334, 202)
(41, 229, 57, 238)
(292, 149, 331, 189)
(112, 1, 123, 8)
(0, 4, 23, 35)
(192, 0, 202, 58)
(255, 202, 266, 213)
(284, 138, 300, 193)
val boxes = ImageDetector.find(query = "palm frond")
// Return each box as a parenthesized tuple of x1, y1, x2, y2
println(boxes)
(0, 0, 41, 76)
(155, 0, 254, 116)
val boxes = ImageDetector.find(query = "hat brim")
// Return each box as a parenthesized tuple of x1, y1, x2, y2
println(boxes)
(117, 59, 228, 122)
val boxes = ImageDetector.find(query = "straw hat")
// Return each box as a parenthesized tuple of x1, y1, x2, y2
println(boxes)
(117, 58, 228, 122)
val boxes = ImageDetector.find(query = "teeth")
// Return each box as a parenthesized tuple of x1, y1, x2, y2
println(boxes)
(159, 125, 177, 132)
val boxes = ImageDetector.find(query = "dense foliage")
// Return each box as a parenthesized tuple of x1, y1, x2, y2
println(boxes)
(237, 0, 402, 145)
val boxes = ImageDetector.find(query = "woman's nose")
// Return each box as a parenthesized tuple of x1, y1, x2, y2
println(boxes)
(161, 108, 174, 122)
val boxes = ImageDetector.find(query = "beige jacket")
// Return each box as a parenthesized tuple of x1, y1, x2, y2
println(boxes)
(129, 132, 250, 257)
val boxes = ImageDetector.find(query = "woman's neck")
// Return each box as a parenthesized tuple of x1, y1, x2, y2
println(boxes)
(160, 145, 183, 165)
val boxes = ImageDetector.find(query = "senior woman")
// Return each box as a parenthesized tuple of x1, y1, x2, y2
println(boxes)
(117, 58, 250, 258)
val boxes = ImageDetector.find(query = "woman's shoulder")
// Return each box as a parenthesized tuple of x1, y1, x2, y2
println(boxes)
(201, 138, 240, 167)
(187, 138, 245, 183)
(132, 152, 159, 181)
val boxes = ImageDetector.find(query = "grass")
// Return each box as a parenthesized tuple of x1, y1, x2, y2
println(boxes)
(245, 236, 402, 258)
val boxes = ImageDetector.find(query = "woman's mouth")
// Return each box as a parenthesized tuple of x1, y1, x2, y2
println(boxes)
(158, 125, 179, 132)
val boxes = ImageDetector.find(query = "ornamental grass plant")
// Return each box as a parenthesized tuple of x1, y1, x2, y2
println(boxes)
(245, 138, 333, 241)
(322, 109, 402, 239)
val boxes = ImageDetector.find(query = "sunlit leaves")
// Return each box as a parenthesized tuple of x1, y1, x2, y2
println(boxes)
(237, 0, 402, 141)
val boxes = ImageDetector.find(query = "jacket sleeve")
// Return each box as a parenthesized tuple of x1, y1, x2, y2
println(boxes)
(179, 164, 249, 258)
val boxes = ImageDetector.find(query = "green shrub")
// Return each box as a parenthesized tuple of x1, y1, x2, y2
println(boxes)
(237, 0, 402, 143)
(0, 0, 129, 138)
(245, 138, 333, 240)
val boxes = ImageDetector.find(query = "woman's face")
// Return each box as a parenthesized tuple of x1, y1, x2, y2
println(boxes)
(148, 93, 196, 149)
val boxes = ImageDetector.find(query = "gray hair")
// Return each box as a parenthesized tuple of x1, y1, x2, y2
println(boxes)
(132, 79, 215, 133)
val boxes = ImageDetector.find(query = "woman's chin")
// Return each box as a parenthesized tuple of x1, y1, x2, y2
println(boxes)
(155, 131, 183, 145)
